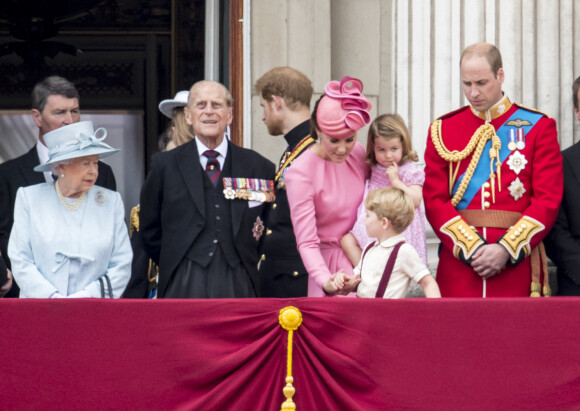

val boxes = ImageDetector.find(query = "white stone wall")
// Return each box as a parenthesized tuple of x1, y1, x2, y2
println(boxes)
(249, 0, 580, 269)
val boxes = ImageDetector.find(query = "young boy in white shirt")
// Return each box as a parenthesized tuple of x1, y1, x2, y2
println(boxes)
(324, 187, 441, 298)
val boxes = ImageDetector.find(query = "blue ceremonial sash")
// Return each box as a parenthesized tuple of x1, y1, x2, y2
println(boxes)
(452, 108, 543, 210)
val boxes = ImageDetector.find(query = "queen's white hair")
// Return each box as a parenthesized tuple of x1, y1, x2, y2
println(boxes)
(50, 160, 72, 177)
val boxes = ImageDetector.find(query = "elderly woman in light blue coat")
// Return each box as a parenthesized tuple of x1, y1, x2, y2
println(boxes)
(8, 121, 131, 298)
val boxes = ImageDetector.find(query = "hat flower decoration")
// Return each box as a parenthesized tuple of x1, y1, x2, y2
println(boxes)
(317, 76, 372, 139)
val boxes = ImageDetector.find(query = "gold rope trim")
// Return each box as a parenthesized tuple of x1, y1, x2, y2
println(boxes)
(129, 204, 140, 237)
(430, 120, 498, 206)
(275, 136, 315, 182)
(279, 306, 303, 411)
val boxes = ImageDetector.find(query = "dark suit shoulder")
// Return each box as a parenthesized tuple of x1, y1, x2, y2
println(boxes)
(562, 142, 580, 160)
(0, 147, 37, 173)
(96, 160, 116, 191)
(153, 140, 193, 164)
(97, 160, 114, 171)
(229, 143, 275, 169)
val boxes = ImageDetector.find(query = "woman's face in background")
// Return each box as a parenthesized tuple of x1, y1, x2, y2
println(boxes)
(317, 131, 357, 163)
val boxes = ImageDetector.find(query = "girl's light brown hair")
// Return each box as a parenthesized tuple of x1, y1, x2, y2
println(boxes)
(365, 113, 418, 166)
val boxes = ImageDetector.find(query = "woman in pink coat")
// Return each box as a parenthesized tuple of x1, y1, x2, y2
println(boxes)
(285, 77, 372, 297)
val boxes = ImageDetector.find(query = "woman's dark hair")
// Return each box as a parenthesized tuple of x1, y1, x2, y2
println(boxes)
(309, 95, 325, 140)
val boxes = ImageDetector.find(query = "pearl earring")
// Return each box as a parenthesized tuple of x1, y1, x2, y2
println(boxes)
(60, 174, 64, 178)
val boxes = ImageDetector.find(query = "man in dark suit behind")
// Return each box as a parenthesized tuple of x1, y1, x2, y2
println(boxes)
(139, 80, 275, 298)
(254, 67, 314, 297)
(0, 76, 116, 297)
(545, 75, 580, 295)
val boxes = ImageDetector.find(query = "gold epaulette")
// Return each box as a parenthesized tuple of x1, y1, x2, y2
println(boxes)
(129, 204, 140, 237)
(498, 216, 545, 263)
(513, 103, 550, 119)
(440, 216, 485, 261)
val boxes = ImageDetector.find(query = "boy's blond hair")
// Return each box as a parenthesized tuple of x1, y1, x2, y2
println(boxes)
(365, 187, 414, 233)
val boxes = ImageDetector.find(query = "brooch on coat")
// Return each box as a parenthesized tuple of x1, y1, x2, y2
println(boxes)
(222, 177, 275, 202)
(95, 190, 105, 206)
(252, 216, 264, 241)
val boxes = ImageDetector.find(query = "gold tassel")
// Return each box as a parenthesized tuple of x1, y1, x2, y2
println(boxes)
(129, 205, 140, 237)
(539, 242, 551, 297)
(279, 306, 303, 411)
(530, 282, 541, 297)
(489, 134, 502, 203)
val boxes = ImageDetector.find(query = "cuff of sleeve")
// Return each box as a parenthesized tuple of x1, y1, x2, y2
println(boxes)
(440, 216, 486, 264)
(497, 216, 545, 264)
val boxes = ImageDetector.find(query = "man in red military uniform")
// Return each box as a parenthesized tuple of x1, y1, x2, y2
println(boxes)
(424, 42, 563, 297)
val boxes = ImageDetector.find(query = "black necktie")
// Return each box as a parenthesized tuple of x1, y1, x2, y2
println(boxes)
(203, 150, 221, 187)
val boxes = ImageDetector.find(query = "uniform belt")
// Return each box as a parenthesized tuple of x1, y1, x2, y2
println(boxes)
(458, 209, 550, 297)
(458, 209, 521, 228)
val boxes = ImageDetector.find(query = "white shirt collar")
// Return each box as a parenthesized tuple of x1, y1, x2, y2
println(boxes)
(36, 140, 53, 183)
(36, 140, 49, 164)
(377, 233, 406, 248)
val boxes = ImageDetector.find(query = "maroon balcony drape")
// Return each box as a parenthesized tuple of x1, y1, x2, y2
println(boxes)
(1, 298, 580, 410)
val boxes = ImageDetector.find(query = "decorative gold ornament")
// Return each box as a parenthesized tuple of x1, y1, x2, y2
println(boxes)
(506, 119, 531, 127)
(129, 205, 140, 236)
(279, 306, 303, 411)
(530, 282, 541, 297)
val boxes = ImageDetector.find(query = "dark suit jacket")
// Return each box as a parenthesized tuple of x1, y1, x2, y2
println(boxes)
(545, 142, 580, 295)
(0, 145, 116, 295)
(258, 120, 311, 297)
(139, 139, 275, 298)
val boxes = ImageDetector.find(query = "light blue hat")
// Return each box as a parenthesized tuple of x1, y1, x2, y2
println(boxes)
(34, 121, 119, 172)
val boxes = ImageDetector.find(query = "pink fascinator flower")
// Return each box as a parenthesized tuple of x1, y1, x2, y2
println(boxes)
(316, 76, 372, 139)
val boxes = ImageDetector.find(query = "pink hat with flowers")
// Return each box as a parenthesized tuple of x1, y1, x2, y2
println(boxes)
(316, 76, 372, 139)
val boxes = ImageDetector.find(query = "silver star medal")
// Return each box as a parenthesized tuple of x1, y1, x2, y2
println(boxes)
(508, 178, 526, 201)
(506, 151, 527, 175)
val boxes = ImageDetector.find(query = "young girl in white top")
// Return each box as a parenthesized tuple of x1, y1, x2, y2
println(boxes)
(341, 113, 427, 266)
